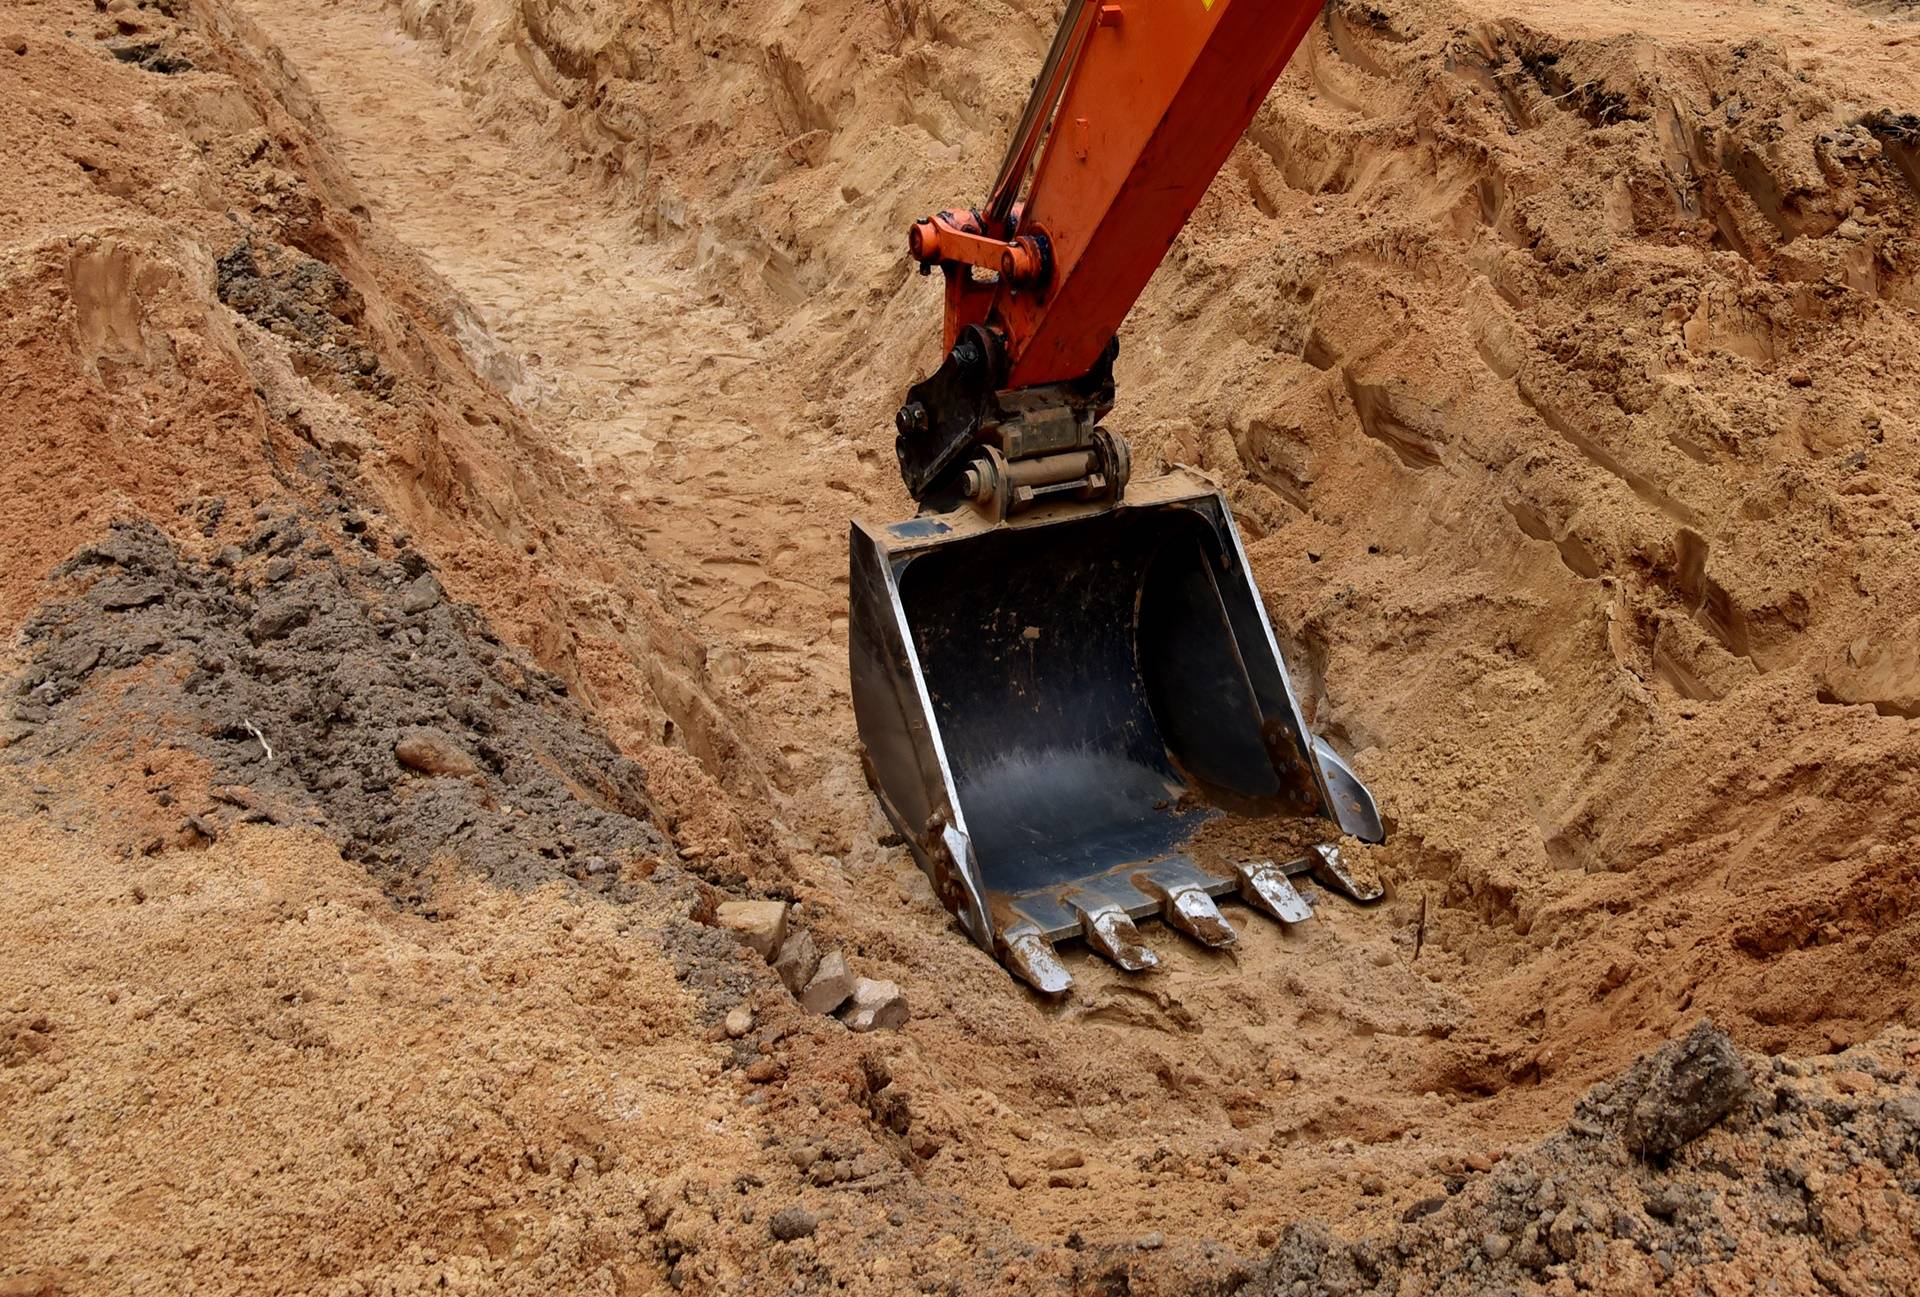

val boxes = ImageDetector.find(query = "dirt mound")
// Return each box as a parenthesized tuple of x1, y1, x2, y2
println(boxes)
(15, 513, 671, 902)
(1248, 1022, 1920, 1294)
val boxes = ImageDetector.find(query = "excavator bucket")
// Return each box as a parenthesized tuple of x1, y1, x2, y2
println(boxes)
(849, 471, 1384, 993)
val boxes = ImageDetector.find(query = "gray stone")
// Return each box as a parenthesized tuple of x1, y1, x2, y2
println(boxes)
(768, 1206, 817, 1241)
(1547, 1205, 1579, 1261)
(1620, 1020, 1752, 1160)
(800, 950, 855, 1014)
(400, 573, 442, 614)
(772, 929, 819, 995)
(838, 976, 909, 1032)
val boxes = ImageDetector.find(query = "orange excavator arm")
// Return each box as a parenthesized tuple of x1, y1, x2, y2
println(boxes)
(854, 0, 1387, 993)
(894, 0, 1323, 500)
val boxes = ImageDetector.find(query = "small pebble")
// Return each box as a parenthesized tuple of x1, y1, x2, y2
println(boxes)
(724, 1005, 754, 1038)
(768, 1206, 817, 1241)
(1136, 1232, 1165, 1251)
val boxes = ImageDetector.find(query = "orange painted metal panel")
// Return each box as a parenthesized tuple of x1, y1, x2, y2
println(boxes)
(995, 0, 1322, 388)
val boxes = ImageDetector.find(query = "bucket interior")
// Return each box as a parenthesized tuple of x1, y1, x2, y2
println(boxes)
(896, 504, 1311, 898)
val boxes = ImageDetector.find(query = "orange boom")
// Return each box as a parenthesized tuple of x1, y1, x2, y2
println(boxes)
(851, 0, 1385, 993)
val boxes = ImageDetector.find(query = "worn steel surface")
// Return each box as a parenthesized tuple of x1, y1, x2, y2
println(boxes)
(849, 471, 1384, 993)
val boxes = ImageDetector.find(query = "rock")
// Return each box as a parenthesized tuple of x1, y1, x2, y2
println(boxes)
(401, 574, 442, 614)
(265, 556, 295, 583)
(714, 900, 788, 962)
(5, 34, 28, 55)
(248, 594, 312, 640)
(209, 784, 290, 825)
(768, 1206, 817, 1241)
(744, 1056, 782, 1083)
(1511, 1225, 1550, 1271)
(1547, 1205, 1579, 1260)
(1480, 1232, 1511, 1260)
(261, 520, 303, 556)
(42, 643, 99, 688)
(1136, 1232, 1165, 1251)
(838, 977, 909, 1032)
(100, 579, 165, 611)
(1618, 1021, 1752, 1159)
(724, 1005, 754, 1038)
(799, 950, 855, 1014)
(1043, 1148, 1086, 1171)
(394, 729, 480, 778)
(1400, 1196, 1446, 1223)
(772, 929, 819, 994)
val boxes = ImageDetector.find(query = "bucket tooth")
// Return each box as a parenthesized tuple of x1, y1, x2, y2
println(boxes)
(1308, 843, 1383, 903)
(1001, 924, 1074, 995)
(1236, 859, 1314, 924)
(1139, 877, 1237, 947)
(1068, 897, 1160, 971)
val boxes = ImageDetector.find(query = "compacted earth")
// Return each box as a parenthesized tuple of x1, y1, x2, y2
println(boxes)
(0, 0, 1917, 1291)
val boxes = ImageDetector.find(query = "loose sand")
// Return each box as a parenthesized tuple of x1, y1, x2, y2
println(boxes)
(1, 0, 1917, 1290)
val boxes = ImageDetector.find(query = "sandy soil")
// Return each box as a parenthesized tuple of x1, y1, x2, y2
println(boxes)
(1, 0, 1918, 1290)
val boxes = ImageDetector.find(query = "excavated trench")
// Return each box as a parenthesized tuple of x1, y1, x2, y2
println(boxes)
(2, 0, 1919, 1290)
(222, 0, 1920, 1247)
